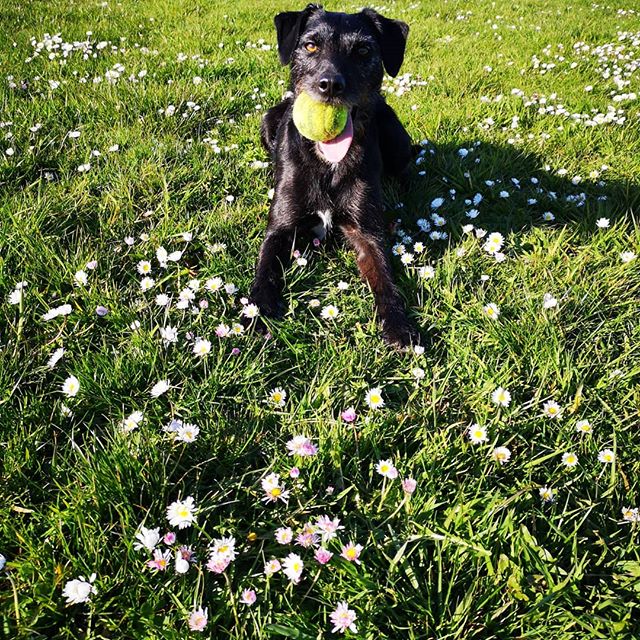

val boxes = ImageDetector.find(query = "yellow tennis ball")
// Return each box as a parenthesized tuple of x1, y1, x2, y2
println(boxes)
(292, 91, 348, 142)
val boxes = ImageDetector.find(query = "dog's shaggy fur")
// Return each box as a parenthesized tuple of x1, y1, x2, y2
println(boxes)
(249, 4, 418, 347)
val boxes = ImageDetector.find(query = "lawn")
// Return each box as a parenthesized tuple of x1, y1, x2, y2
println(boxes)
(1, 0, 639, 638)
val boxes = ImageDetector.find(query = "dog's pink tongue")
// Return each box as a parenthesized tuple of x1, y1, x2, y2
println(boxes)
(317, 113, 353, 163)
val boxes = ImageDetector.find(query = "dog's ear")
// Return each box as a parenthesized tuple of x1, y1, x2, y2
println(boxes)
(274, 4, 322, 65)
(361, 8, 409, 77)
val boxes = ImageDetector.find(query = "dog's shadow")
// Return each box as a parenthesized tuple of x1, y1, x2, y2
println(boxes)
(275, 138, 638, 345)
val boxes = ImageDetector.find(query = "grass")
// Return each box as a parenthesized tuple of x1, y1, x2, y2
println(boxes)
(0, 0, 639, 638)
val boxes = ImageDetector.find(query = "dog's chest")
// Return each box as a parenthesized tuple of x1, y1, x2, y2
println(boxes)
(313, 209, 333, 239)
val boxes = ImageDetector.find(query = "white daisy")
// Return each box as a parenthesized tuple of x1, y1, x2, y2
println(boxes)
(365, 387, 384, 409)
(166, 496, 197, 529)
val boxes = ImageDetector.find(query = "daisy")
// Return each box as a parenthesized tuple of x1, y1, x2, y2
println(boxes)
(542, 211, 555, 221)
(483, 232, 504, 254)
(575, 420, 592, 434)
(468, 424, 488, 444)
(341, 407, 357, 422)
(620, 251, 636, 263)
(188, 607, 208, 632)
(539, 486, 555, 502)
(8, 282, 26, 306)
(595, 218, 610, 228)
(174, 423, 200, 443)
(561, 452, 578, 468)
(242, 303, 260, 318)
(268, 387, 287, 407)
(542, 293, 558, 309)
(166, 496, 197, 529)
(621, 507, 640, 523)
(419, 265, 435, 279)
(491, 387, 511, 407)
(261, 473, 289, 504)
(275, 527, 293, 544)
(315, 547, 333, 564)
(150, 379, 170, 397)
(205, 277, 223, 292)
(598, 449, 615, 463)
(330, 602, 357, 635)
(177, 287, 195, 306)
(210, 536, 237, 562)
(315, 515, 344, 541)
(74, 270, 88, 286)
(137, 260, 152, 275)
(491, 446, 511, 464)
(62, 575, 97, 605)
(543, 400, 562, 419)
(240, 589, 256, 605)
(47, 347, 65, 369)
(282, 553, 304, 583)
(215, 323, 230, 338)
(123, 410, 144, 432)
(193, 339, 211, 357)
(295, 526, 319, 549)
(264, 559, 281, 576)
(483, 303, 500, 320)
(412, 367, 425, 380)
(43, 304, 73, 321)
(402, 478, 417, 494)
(286, 435, 318, 457)
(62, 375, 80, 397)
(321, 305, 340, 319)
(206, 553, 231, 574)
(175, 551, 189, 574)
(147, 548, 171, 572)
(365, 387, 384, 409)
(155, 293, 170, 307)
(160, 326, 178, 344)
(376, 459, 398, 479)
(140, 276, 154, 292)
(340, 542, 363, 564)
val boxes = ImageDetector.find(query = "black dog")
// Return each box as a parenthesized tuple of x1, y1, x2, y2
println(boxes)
(249, 3, 418, 348)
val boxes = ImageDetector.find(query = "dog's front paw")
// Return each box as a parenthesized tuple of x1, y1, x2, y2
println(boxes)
(381, 317, 420, 351)
(249, 287, 286, 319)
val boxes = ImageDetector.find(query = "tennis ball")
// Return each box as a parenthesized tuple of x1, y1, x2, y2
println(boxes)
(292, 91, 348, 142)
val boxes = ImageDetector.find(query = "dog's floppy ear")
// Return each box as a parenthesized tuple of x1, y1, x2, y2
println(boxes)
(274, 4, 322, 65)
(361, 8, 409, 77)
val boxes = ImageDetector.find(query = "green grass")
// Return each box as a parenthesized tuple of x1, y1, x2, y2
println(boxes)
(1, 0, 639, 638)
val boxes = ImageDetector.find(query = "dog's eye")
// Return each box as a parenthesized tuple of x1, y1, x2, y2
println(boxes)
(357, 46, 370, 56)
(305, 42, 318, 53)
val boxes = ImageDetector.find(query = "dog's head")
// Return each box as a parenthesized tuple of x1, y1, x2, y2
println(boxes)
(274, 4, 409, 109)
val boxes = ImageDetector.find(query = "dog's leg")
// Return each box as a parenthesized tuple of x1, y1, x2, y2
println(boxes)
(249, 216, 296, 320)
(340, 221, 418, 349)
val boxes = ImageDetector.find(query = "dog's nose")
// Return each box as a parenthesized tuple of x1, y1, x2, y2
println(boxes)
(317, 75, 345, 97)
